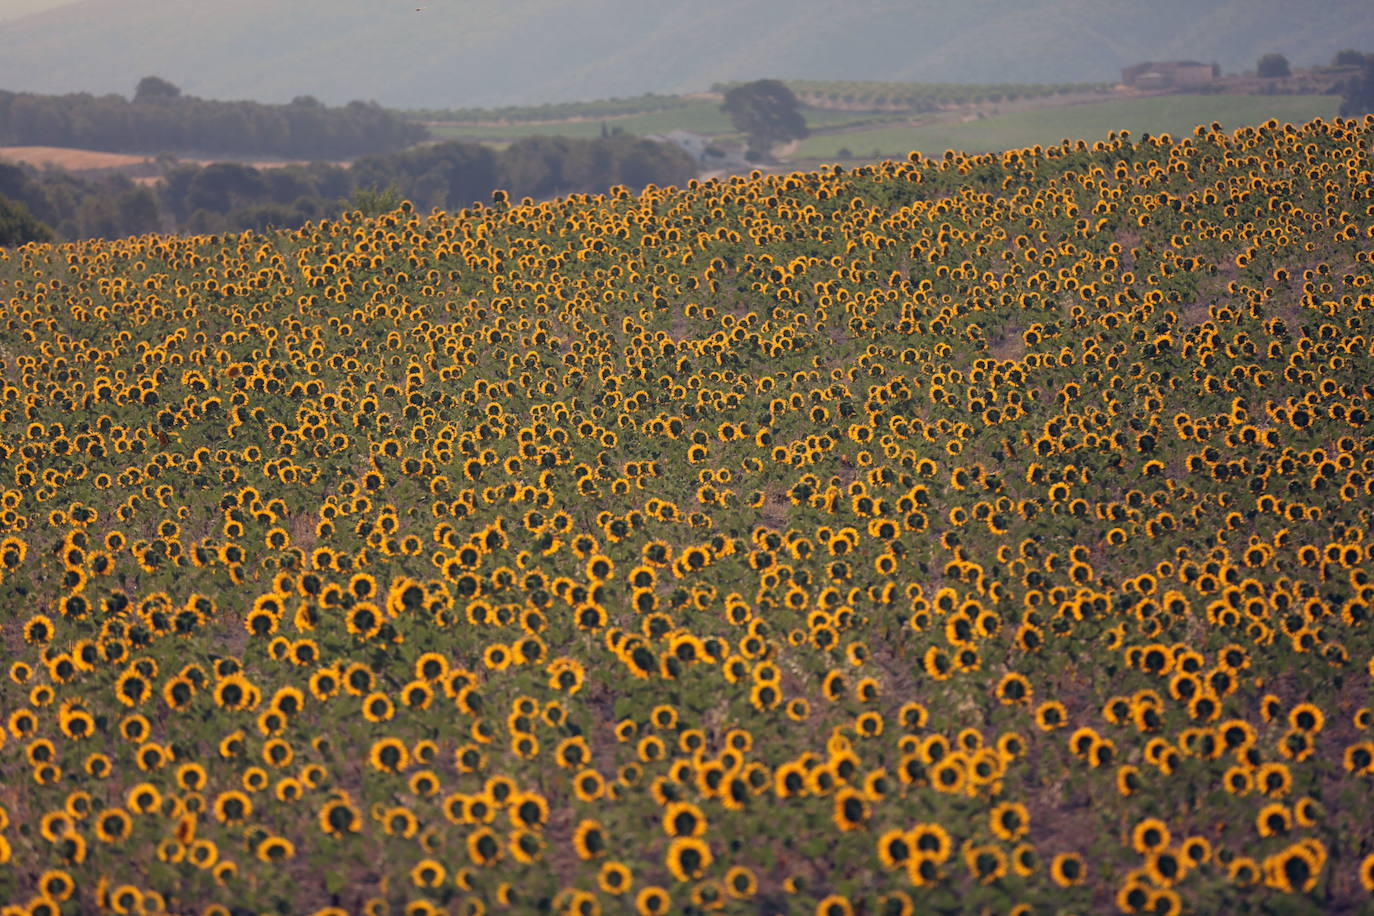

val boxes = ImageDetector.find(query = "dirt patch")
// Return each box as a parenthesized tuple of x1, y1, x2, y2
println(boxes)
(0, 145, 150, 171)
(0, 146, 350, 176)
(989, 329, 1027, 362)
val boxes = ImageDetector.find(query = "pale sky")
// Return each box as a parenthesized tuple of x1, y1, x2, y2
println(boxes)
(2, 0, 81, 20)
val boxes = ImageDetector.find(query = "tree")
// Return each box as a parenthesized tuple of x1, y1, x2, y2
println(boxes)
(720, 79, 808, 161)
(0, 194, 52, 247)
(134, 76, 182, 103)
(1339, 56, 1374, 116)
(347, 183, 402, 217)
(1333, 49, 1367, 68)
(1257, 54, 1290, 78)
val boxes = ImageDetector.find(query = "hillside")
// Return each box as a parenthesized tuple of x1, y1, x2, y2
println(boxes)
(0, 0, 1371, 107)
(1, 113, 1373, 914)
(795, 92, 1343, 160)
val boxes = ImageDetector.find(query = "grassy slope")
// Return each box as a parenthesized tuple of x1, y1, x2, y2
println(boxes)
(426, 94, 1342, 163)
(796, 93, 1344, 159)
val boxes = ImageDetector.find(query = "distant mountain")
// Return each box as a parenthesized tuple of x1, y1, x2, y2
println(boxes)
(1, 0, 1370, 109)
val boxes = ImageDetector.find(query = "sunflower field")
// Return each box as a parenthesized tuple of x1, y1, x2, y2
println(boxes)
(1, 113, 1373, 916)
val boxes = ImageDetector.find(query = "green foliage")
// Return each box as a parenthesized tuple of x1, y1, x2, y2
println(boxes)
(1339, 57, 1374, 116)
(0, 86, 428, 159)
(347, 183, 403, 217)
(133, 75, 182, 103)
(1332, 49, 1368, 68)
(721, 79, 809, 159)
(0, 193, 51, 246)
(0, 133, 698, 241)
(0, 162, 160, 241)
(1258, 54, 1291, 78)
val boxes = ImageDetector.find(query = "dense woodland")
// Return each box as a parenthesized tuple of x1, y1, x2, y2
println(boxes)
(0, 134, 698, 242)
(0, 80, 428, 159)
(1339, 54, 1374, 115)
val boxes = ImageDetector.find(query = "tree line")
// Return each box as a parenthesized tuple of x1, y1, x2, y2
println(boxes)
(406, 93, 687, 124)
(0, 77, 427, 159)
(1336, 51, 1374, 116)
(0, 133, 698, 244)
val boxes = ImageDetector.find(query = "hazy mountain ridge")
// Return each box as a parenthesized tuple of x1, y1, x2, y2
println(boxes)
(1, 0, 1369, 108)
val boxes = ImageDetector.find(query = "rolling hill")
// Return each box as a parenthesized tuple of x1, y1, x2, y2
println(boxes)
(2, 110, 1373, 914)
(0, 0, 1370, 108)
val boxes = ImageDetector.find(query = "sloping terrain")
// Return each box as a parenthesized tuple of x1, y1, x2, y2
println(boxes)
(0, 114, 1372, 914)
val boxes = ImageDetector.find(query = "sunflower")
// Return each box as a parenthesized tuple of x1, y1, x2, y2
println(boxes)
(635, 886, 671, 916)
(410, 858, 446, 889)
(1034, 701, 1067, 730)
(213, 790, 251, 824)
(994, 672, 1032, 705)
(369, 737, 410, 773)
(598, 860, 633, 895)
(125, 781, 160, 815)
(662, 802, 708, 840)
(1132, 818, 1171, 854)
(877, 829, 911, 869)
(572, 818, 608, 859)
(1288, 702, 1325, 734)
(95, 808, 132, 843)
(319, 798, 361, 837)
(255, 836, 295, 862)
(1050, 852, 1085, 887)
(908, 823, 952, 864)
(361, 691, 395, 723)
(815, 896, 854, 916)
(965, 844, 1008, 884)
(509, 829, 544, 864)
(930, 757, 966, 794)
(1228, 856, 1261, 887)
(510, 792, 549, 829)
(552, 758, 599, 798)
(1266, 842, 1321, 893)
(1256, 761, 1292, 797)
(555, 735, 590, 769)
(990, 801, 1029, 841)
(1344, 742, 1374, 775)
(1146, 848, 1185, 888)
(666, 836, 712, 882)
(305, 664, 341, 701)
(832, 788, 868, 831)
(38, 869, 75, 902)
(1181, 836, 1211, 866)
(467, 827, 502, 866)
(1257, 802, 1293, 838)
(346, 602, 383, 639)
(1359, 853, 1374, 892)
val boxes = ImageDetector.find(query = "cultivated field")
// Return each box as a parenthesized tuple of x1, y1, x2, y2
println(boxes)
(794, 94, 1344, 160)
(0, 147, 153, 172)
(0, 112, 1372, 916)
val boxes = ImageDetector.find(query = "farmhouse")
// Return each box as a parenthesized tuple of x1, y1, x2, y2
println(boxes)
(1121, 61, 1216, 90)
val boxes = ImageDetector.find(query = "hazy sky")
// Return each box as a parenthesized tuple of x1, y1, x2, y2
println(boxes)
(3, 0, 79, 19)
(2, 0, 1369, 107)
